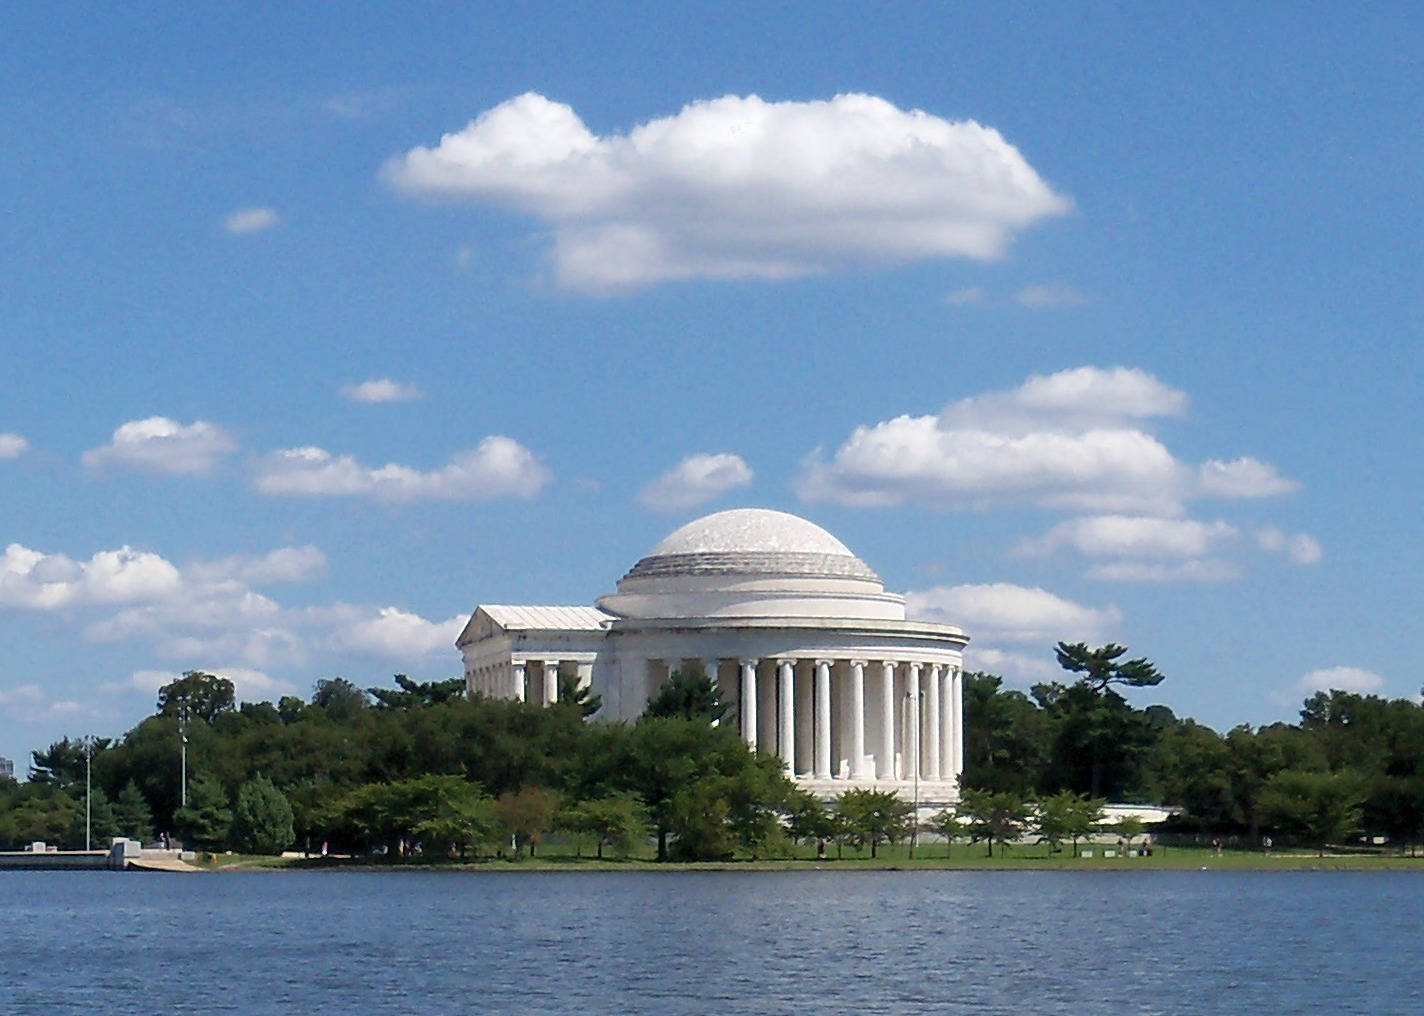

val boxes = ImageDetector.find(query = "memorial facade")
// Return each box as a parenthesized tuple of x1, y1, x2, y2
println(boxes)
(457, 508, 969, 803)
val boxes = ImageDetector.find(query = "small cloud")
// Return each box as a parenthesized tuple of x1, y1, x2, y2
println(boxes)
(1016, 280, 1086, 308)
(223, 206, 280, 234)
(254, 436, 550, 501)
(339, 606, 467, 658)
(1, 543, 182, 610)
(906, 582, 1121, 644)
(1084, 559, 1241, 582)
(189, 546, 327, 585)
(638, 453, 753, 513)
(1197, 458, 1299, 499)
(966, 647, 1060, 683)
(1016, 515, 1237, 560)
(0, 433, 29, 459)
(943, 286, 984, 306)
(83, 417, 237, 475)
(1258, 526, 1322, 565)
(1297, 666, 1385, 696)
(340, 379, 424, 404)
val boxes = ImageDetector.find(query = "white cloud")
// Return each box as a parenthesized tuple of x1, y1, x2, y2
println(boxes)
(798, 366, 1295, 515)
(905, 582, 1121, 644)
(965, 647, 1061, 683)
(1297, 666, 1386, 696)
(223, 207, 280, 234)
(944, 287, 984, 306)
(189, 546, 327, 585)
(82, 417, 237, 475)
(340, 378, 423, 403)
(0, 683, 44, 705)
(0, 543, 183, 609)
(254, 436, 550, 501)
(333, 606, 467, 658)
(1017, 515, 1237, 559)
(120, 667, 293, 702)
(383, 92, 1070, 292)
(1085, 559, 1241, 583)
(0, 433, 29, 459)
(638, 453, 753, 513)
(1197, 458, 1299, 499)
(1016, 280, 1086, 308)
(1258, 526, 1323, 565)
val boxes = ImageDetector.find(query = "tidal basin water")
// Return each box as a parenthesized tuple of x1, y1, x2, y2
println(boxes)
(2, 869, 1418, 1013)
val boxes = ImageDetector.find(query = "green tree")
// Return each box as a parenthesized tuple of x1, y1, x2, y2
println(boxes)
(646, 665, 727, 723)
(557, 671, 604, 718)
(158, 671, 236, 724)
(369, 674, 467, 710)
(1257, 768, 1365, 856)
(311, 677, 369, 722)
(1054, 642, 1164, 693)
(959, 787, 1030, 857)
(666, 778, 736, 861)
(495, 786, 560, 858)
(230, 775, 295, 855)
(173, 773, 233, 851)
(559, 793, 647, 859)
(112, 781, 155, 842)
(834, 788, 912, 858)
(927, 808, 968, 858)
(29, 737, 110, 790)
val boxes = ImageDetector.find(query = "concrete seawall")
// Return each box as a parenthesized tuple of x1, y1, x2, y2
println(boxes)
(0, 850, 114, 871)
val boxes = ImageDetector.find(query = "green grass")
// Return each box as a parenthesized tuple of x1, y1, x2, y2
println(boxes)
(204, 842, 1424, 873)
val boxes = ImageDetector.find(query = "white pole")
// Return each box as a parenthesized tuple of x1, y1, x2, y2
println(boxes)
(85, 736, 92, 851)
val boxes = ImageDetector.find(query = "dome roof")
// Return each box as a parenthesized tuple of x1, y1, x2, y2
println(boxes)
(622, 509, 879, 582)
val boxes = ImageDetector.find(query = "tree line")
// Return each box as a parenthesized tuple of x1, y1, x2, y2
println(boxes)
(4, 644, 1424, 859)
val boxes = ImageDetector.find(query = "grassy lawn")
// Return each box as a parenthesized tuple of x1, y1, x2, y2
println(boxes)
(203, 841, 1424, 873)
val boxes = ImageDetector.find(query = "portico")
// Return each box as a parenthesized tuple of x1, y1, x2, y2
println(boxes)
(456, 508, 969, 804)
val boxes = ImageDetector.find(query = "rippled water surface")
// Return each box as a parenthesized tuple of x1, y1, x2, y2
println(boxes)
(1, 869, 1418, 1013)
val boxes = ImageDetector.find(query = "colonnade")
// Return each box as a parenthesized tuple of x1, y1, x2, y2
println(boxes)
(650, 656, 963, 785)
(467, 658, 592, 707)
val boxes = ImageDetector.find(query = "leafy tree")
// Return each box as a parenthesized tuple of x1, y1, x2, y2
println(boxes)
(1054, 642, 1164, 693)
(557, 671, 604, 718)
(927, 809, 968, 858)
(410, 778, 499, 859)
(646, 666, 727, 724)
(959, 787, 1030, 857)
(369, 674, 467, 710)
(113, 781, 155, 842)
(559, 793, 647, 859)
(158, 671, 236, 724)
(0, 783, 80, 848)
(311, 677, 369, 721)
(231, 775, 295, 855)
(1257, 768, 1365, 856)
(1111, 815, 1146, 852)
(29, 737, 109, 790)
(666, 778, 736, 861)
(173, 773, 233, 851)
(835, 788, 912, 858)
(495, 786, 561, 858)
(785, 788, 837, 853)
(961, 673, 1048, 794)
(71, 785, 119, 849)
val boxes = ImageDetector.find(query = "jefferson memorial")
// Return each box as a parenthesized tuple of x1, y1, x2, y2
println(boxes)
(457, 509, 969, 803)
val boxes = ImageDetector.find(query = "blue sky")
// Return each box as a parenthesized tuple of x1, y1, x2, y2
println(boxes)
(3, 3, 1421, 766)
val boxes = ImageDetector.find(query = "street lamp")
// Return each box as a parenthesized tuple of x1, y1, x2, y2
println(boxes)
(177, 700, 190, 809)
(83, 735, 96, 851)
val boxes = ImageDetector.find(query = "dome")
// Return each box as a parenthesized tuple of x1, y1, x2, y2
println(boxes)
(597, 508, 904, 622)
(623, 508, 879, 582)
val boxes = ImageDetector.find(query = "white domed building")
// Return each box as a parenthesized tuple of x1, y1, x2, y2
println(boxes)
(457, 509, 969, 803)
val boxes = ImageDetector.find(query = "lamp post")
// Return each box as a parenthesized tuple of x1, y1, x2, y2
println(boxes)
(904, 689, 923, 858)
(178, 700, 190, 809)
(83, 735, 95, 851)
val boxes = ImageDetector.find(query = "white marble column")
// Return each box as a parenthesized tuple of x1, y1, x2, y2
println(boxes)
(850, 660, 867, 779)
(778, 659, 796, 774)
(704, 658, 719, 684)
(576, 662, 593, 693)
(512, 661, 526, 703)
(925, 663, 942, 781)
(952, 666, 964, 783)
(740, 659, 758, 750)
(543, 660, 560, 706)
(939, 665, 954, 780)
(907, 664, 922, 781)
(814, 659, 832, 779)
(880, 661, 896, 780)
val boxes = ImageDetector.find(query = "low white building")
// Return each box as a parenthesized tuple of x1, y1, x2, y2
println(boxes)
(457, 508, 969, 803)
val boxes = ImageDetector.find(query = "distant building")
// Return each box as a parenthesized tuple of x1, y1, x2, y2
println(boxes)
(0, 757, 13, 780)
(458, 508, 969, 804)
